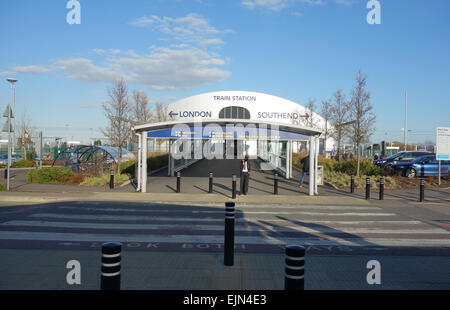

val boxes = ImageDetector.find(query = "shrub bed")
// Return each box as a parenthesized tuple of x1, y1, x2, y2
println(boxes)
(13, 159, 35, 168)
(26, 167, 75, 184)
(120, 153, 168, 178)
(81, 173, 130, 187)
(292, 153, 382, 176)
(324, 170, 400, 190)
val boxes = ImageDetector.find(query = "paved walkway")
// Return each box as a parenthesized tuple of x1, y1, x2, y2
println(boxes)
(2, 161, 449, 206)
(1, 249, 448, 290)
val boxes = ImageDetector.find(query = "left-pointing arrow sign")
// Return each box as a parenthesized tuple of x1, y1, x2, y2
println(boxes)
(169, 111, 178, 118)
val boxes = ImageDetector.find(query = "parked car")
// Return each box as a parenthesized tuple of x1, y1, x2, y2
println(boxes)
(0, 154, 23, 165)
(373, 151, 431, 168)
(391, 154, 450, 178)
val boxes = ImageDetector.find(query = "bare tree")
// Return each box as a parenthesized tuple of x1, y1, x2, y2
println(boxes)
(131, 91, 152, 125)
(302, 98, 319, 128)
(329, 89, 351, 161)
(152, 102, 170, 122)
(320, 98, 333, 157)
(17, 111, 35, 160)
(349, 70, 376, 176)
(101, 79, 132, 174)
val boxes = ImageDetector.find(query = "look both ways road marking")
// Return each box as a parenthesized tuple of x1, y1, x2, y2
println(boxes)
(2, 220, 449, 235)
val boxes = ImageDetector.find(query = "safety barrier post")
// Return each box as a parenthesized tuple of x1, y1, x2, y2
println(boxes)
(274, 173, 279, 195)
(109, 170, 114, 190)
(101, 243, 121, 290)
(177, 171, 181, 193)
(224, 202, 235, 266)
(419, 178, 425, 202)
(285, 245, 305, 290)
(232, 175, 236, 199)
(350, 175, 355, 193)
(209, 172, 213, 194)
(365, 177, 371, 200)
(379, 177, 384, 200)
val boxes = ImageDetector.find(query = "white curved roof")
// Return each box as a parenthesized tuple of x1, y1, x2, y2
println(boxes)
(164, 91, 325, 129)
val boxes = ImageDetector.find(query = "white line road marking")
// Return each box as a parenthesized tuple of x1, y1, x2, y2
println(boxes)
(49, 207, 399, 217)
(29, 213, 421, 224)
(0, 231, 449, 247)
(2, 220, 449, 235)
(59, 205, 384, 211)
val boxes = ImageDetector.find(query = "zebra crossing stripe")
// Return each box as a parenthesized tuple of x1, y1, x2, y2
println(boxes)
(58, 205, 383, 211)
(29, 213, 426, 226)
(1, 220, 448, 235)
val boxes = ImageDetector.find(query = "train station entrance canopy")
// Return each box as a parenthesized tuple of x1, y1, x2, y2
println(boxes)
(133, 91, 324, 196)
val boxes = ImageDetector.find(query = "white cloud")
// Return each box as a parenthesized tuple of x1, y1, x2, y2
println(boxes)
(131, 13, 231, 47)
(242, 0, 292, 11)
(242, 0, 340, 11)
(93, 49, 140, 58)
(92, 49, 106, 55)
(8, 13, 232, 91)
(335, 0, 359, 6)
(54, 46, 230, 91)
(55, 58, 120, 82)
(0, 71, 16, 76)
(12, 65, 52, 74)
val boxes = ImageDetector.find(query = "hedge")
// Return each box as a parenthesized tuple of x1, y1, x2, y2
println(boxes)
(292, 153, 382, 176)
(26, 167, 75, 184)
(13, 159, 35, 168)
(120, 154, 168, 178)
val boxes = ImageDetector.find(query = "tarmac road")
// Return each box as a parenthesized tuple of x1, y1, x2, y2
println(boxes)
(0, 198, 449, 289)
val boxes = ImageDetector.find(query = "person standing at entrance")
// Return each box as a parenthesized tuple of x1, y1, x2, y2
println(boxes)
(240, 154, 250, 195)
(299, 155, 309, 188)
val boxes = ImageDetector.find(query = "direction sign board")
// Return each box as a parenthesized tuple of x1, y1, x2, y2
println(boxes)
(436, 127, 450, 160)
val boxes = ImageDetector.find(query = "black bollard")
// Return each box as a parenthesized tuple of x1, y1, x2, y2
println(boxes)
(109, 170, 114, 190)
(419, 178, 425, 202)
(177, 172, 181, 193)
(101, 242, 121, 290)
(274, 173, 279, 195)
(232, 175, 236, 199)
(365, 177, 371, 200)
(350, 175, 355, 193)
(224, 202, 235, 266)
(285, 245, 305, 290)
(379, 177, 384, 200)
(4, 168, 7, 179)
(209, 172, 213, 194)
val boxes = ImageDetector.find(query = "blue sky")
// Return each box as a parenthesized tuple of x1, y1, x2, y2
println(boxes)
(0, 0, 449, 144)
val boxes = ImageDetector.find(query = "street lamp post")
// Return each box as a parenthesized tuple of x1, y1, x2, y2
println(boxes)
(403, 91, 407, 151)
(6, 78, 17, 153)
(5, 78, 17, 190)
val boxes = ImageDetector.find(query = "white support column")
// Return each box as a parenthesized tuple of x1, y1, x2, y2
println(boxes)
(142, 131, 148, 193)
(309, 136, 315, 196)
(289, 140, 293, 179)
(285, 141, 289, 179)
(136, 133, 142, 192)
(170, 140, 175, 177)
(287, 140, 292, 179)
(314, 136, 319, 195)
(168, 140, 172, 177)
